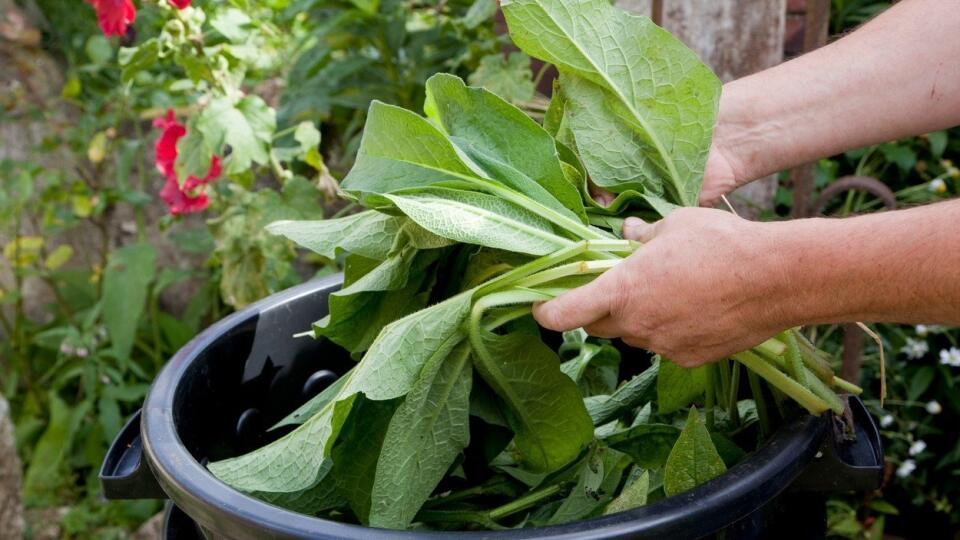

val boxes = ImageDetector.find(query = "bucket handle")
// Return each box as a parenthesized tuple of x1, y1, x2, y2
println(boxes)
(792, 395, 885, 492)
(99, 409, 167, 499)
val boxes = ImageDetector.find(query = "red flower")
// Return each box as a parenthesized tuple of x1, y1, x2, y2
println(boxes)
(168, 0, 191, 8)
(153, 109, 222, 215)
(85, 0, 136, 37)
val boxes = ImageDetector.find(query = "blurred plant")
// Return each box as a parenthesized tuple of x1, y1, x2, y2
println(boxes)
(3, 0, 511, 536)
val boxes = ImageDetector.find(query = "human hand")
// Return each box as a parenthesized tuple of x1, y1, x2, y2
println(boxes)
(698, 142, 742, 207)
(532, 208, 788, 366)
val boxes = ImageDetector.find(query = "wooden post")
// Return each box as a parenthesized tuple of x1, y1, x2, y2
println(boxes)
(617, 0, 787, 217)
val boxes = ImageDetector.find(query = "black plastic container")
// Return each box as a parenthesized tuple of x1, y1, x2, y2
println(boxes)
(101, 275, 884, 539)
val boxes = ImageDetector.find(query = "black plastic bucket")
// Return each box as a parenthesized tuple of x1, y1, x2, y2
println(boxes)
(101, 275, 884, 539)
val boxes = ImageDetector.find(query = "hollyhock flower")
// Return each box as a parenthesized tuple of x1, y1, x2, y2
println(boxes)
(168, 0, 191, 8)
(153, 109, 221, 215)
(85, 0, 136, 37)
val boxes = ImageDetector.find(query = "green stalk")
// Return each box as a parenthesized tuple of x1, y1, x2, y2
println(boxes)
(833, 377, 863, 395)
(416, 509, 506, 530)
(746, 369, 771, 437)
(474, 239, 634, 298)
(704, 363, 717, 429)
(779, 330, 808, 386)
(731, 351, 832, 414)
(514, 259, 621, 289)
(717, 359, 732, 415)
(755, 337, 787, 357)
(487, 483, 567, 521)
(804, 369, 846, 414)
(793, 329, 836, 383)
(728, 360, 741, 425)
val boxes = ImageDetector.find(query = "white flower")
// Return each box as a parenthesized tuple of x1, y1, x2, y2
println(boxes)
(929, 178, 947, 193)
(76, 347, 89, 358)
(880, 415, 895, 428)
(896, 459, 917, 478)
(939, 347, 960, 367)
(926, 401, 943, 415)
(59, 342, 75, 356)
(901, 338, 929, 359)
(909, 440, 927, 456)
(915, 324, 930, 336)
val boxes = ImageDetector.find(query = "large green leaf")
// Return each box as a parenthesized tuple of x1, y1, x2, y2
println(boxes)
(657, 358, 706, 414)
(331, 395, 401, 523)
(369, 342, 473, 528)
(467, 52, 536, 104)
(102, 243, 156, 362)
(663, 408, 727, 496)
(503, 0, 720, 206)
(385, 188, 572, 256)
(341, 101, 478, 201)
(208, 402, 339, 495)
(474, 331, 593, 472)
(424, 73, 585, 223)
(196, 96, 276, 175)
(210, 293, 472, 497)
(267, 211, 403, 260)
(22, 393, 90, 505)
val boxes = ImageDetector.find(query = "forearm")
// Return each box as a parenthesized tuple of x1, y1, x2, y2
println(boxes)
(718, 0, 960, 183)
(765, 199, 960, 327)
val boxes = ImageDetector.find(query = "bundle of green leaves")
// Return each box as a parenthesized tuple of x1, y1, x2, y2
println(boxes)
(208, 0, 860, 530)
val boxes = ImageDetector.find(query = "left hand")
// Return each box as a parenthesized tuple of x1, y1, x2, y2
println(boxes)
(532, 208, 790, 366)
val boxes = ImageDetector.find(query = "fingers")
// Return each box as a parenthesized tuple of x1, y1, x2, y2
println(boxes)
(582, 316, 623, 339)
(589, 182, 615, 207)
(622, 217, 658, 243)
(532, 272, 618, 332)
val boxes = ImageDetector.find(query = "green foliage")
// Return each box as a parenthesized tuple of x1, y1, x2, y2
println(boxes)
(207, 1, 843, 530)
(663, 408, 727, 497)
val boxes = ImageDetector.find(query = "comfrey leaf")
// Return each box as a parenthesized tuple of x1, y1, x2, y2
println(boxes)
(474, 331, 594, 472)
(503, 0, 721, 206)
(210, 293, 473, 502)
(424, 73, 586, 223)
(384, 188, 573, 256)
(368, 342, 473, 528)
(266, 211, 404, 261)
(663, 408, 727, 496)
(657, 358, 706, 414)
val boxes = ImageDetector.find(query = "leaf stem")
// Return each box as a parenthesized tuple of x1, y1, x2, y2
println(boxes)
(487, 483, 567, 521)
(746, 369, 771, 438)
(731, 351, 831, 415)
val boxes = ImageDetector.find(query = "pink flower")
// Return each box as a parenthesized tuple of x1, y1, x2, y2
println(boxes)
(168, 0, 191, 8)
(153, 109, 221, 215)
(85, 0, 136, 37)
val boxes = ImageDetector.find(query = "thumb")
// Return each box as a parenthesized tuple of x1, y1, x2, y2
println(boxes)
(622, 217, 658, 243)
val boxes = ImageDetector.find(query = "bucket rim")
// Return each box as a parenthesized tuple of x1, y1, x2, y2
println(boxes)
(141, 275, 828, 540)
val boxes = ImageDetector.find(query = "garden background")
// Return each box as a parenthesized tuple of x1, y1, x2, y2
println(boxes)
(0, 0, 957, 538)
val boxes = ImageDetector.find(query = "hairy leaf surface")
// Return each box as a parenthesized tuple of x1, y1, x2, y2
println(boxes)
(503, 0, 721, 206)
